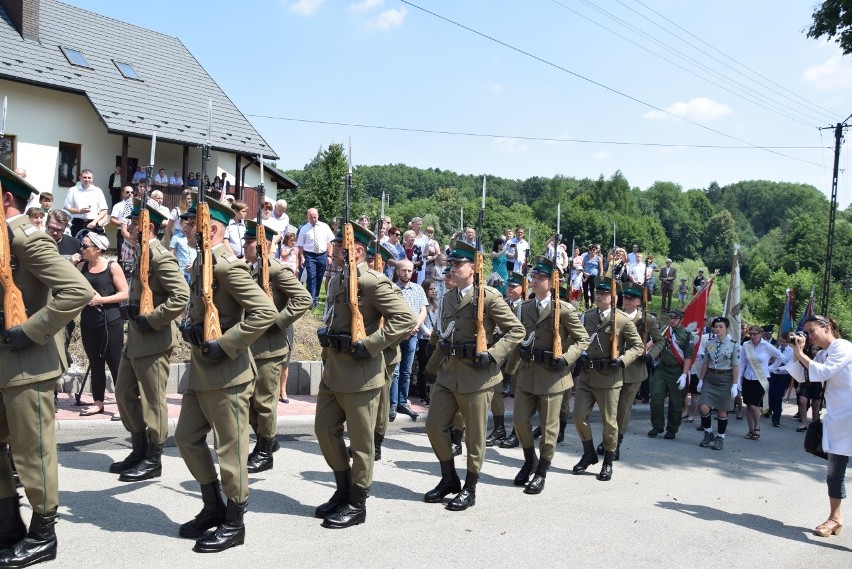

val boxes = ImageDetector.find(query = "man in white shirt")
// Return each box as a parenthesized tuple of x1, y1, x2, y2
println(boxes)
(507, 226, 529, 273)
(110, 186, 134, 253)
(627, 244, 640, 269)
(153, 168, 169, 188)
(225, 201, 247, 258)
(63, 169, 108, 236)
(296, 207, 335, 307)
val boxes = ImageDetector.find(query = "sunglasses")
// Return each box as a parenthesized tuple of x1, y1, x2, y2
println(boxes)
(79, 244, 94, 250)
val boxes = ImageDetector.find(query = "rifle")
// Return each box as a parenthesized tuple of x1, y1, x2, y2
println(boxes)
(194, 99, 222, 341)
(343, 138, 366, 343)
(137, 133, 155, 315)
(610, 250, 618, 360)
(520, 268, 528, 300)
(256, 155, 271, 300)
(474, 175, 487, 354)
(551, 203, 562, 359)
(372, 190, 385, 274)
(0, 98, 26, 330)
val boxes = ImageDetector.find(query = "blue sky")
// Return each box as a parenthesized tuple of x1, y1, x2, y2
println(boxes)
(68, 0, 852, 207)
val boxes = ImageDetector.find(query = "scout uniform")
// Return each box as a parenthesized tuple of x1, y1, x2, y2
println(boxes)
(173, 197, 277, 553)
(505, 258, 589, 494)
(113, 200, 190, 482)
(0, 164, 92, 567)
(598, 284, 664, 460)
(244, 220, 311, 473)
(572, 281, 644, 481)
(648, 308, 694, 439)
(314, 223, 414, 529)
(423, 241, 524, 510)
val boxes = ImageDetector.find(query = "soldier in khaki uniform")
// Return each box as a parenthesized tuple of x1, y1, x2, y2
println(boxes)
(112, 200, 190, 482)
(505, 258, 589, 494)
(174, 197, 277, 553)
(314, 223, 414, 529)
(597, 284, 664, 460)
(423, 241, 524, 511)
(242, 220, 311, 473)
(648, 307, 694, 440)
(0, 164, 92, 567)
(572, 281, 643, 481)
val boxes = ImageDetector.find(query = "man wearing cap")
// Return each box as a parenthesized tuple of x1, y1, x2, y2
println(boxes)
(0, 164, 93, 567)
(111, 200, 190, 482)
(648, 308, 694, 440)
(659, 259, 676, 312)
(173, 197, 278, 553)
(488, 271, 525, 448)
(597, 284, 664, 460)
(313, 223, 413, 529)
(242, 220, 311, 473)
(505, 257, 589, 494)
(423, 240, 524, 510)
(572, 280, 644, 481)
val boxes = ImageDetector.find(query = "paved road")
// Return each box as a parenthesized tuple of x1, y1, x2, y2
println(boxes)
(39, 402, 850, 568)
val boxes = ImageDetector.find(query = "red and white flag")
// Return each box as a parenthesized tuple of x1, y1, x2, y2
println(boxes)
(681, 275, 714, 356)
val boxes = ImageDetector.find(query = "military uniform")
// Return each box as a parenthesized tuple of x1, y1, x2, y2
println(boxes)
(572, 281, 643, 481)
(649, 309, 694, 438)
(505, 258, 589, 494)
(244, 220, 311, 473)
(424, 241, 524, 510)
(0, 164, 92, 566)
(113, 201, 190, 482)
(174, 197, 277, 552)
(314, 223, 414, 529)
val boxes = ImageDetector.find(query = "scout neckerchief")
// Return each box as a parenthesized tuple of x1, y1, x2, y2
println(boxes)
(665, 326, 685, 366)
(743, 340, 769, 394)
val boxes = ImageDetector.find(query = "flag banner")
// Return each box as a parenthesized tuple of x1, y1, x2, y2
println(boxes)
(796, 286, 816, 332)
(779, 288, 794, 336)
(682, 276, 714, 356)
(723, 247, 742, 344)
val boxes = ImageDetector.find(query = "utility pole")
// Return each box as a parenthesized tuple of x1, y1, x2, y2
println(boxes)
(820, 118, 850, 315)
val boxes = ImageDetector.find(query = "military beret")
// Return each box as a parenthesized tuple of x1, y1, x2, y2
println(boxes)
(446, 240, 477, 263)
(367, 241, 395, 262)
(179, 203, 197, 219)
(244, 219, 277, 241)
(0, 163, 39, 200)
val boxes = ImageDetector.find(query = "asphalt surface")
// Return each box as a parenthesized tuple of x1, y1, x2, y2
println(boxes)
(33, 399, 851, 568)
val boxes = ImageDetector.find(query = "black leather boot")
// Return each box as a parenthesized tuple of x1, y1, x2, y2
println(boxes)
(314, 469, 352, 518)
(322, 485, 367, 529)
(0, 495, 26, 550)
(524, 458, 550, 495)
(447, 472, 477, 511)
(179, 480, 227, 538)
(557, 420, 567, 444)
(246, 436, 275, 474)
(514, 446, 538, 486)
(424, 460, 461, 503)
(193, 499, 246, 553)
(597, 451, 615, 481)
(109, 431, 148, 473)
(572, 439, 599, 474)
(499, 429, 519, 448)
(485, 416, 506, 447)
(614, 434, 624, 461)
(374, 432, 384, 461)
(0, 509, 58, 567)
(450, 427, 464, 456)
(119, 440, 163, 482)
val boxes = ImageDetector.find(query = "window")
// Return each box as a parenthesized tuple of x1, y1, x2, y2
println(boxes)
(0, 135, 14, 169)
(60, 46, 91, 69)
(58, 142, 81, 187)
(113, 60, 141, 81)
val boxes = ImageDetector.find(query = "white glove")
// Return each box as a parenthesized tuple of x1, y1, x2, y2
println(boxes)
(677, 373, 687, 390)
(730, 384, 739, 398)
(697, 380, 703, 393)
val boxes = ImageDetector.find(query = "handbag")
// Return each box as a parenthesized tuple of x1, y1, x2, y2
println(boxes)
(804, 417, 828, 460)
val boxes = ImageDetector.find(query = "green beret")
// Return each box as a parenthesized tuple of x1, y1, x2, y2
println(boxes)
(332, 222, 375, 247)
(622, 284, 644, 298)
(0, 163, 39, 200)
(244, 219, 277, 241)
(129, 198, 167, 226)
(529, 256, 561, 278)
(446, 240, 477, 263)
(507, 271, 525, 287)
(595, 281, 612, 293)
(203, 196, 235, 226)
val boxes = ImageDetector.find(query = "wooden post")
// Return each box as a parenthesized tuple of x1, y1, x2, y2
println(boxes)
(120, 136, 129, 185)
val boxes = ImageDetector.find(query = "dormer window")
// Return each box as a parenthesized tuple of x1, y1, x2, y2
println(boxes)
(60, 46, 91, 69)
(113, 60, 141, 81)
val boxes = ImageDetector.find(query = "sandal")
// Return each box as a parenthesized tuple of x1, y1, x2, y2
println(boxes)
(751, 429, 760, 440)
(684, 417, 695, 423)
(744, 431, 755, 439)
(814, 518, 843, 537)
(80, 405, 104, 416)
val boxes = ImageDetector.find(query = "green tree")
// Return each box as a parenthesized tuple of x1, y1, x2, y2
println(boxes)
(807, 0, 852, 55)
(702, 209, 739, 273)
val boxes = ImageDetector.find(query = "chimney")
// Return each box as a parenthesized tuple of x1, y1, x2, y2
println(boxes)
(0, 0, 40, 42)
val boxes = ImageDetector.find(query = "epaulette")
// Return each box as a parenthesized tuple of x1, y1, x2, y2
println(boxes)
(23, 225, 38, 237)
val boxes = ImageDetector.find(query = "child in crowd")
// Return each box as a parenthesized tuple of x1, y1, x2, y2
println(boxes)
(26, 206, 45, 231)
(570, 265, 584, 307)
(169, 217, 197, 285)
(432, 253, 447, 299)
(678, 278, 688, 307)
(39, 192, 54, 213)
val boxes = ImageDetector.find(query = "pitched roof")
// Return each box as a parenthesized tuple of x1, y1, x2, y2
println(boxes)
(0, 0, 278, 159)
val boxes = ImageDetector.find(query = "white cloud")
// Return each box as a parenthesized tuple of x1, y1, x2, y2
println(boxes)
(802, 54, 852, 91)
(487, 82, 504, 93)
(289, 0, 324, 16)
(591, 151, 611, 159)
(493, 137, 529, 154)
(349, 0, 383, 12)
(366, 7, 406, 29)
(642, 97, 732, 121)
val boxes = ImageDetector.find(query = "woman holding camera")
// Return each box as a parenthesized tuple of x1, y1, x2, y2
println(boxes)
(787, 315, 852, 537)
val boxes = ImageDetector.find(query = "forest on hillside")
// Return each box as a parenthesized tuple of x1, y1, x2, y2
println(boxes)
(278, 143, 852, 333)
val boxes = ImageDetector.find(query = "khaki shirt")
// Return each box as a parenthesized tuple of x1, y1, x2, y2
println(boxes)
(249, 258, 312, 360)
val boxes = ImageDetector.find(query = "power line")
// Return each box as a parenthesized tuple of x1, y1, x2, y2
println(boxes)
(247, 113, 829, 150)
(398, 0, 826, 168)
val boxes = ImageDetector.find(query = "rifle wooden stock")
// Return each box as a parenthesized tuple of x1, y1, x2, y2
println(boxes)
(0, 205, 25, 330)
(137, 208, 154, 315)
(642, 285, 650, 346)
(256, 224, 272, 300)
(521, 272, 528, 300)
(474, 250, 487, 353)
(372, 241, 384, 274)
(196, 201, 222, 341)
(610, 268, 618, 360)
(344, 223, 366, 343)
(551, 268, 562, 359)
